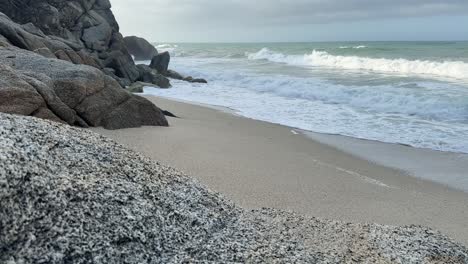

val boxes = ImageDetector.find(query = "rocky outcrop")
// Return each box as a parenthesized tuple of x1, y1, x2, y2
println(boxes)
(124, 35, 158, 61)
(0, 2, 205, 88)
(0, 1, 174, 129)
(0, 1, 203, 129)
(0, 0, 139, 84)
(149, 52, 208, 84)
(1, 113, 467, 263)
(0, 12, 101, 67)
(150, 51, 171, 74)
(136, 64, 171, 88)
(0, 46, 168, 129)
(166, 69, 208, 84)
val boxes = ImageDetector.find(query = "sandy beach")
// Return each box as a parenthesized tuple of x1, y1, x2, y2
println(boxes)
(93, 95, 468, 246)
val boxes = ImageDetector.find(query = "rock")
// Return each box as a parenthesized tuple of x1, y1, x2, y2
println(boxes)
(0, 65, 47, 116)
(190, 78, 208, 84)
(149, 51, 170, 74)
(0, 12, 49, 52)
(137, 64, 171, 88)
(54, 49, 72, 62)
(0, 1, 140, 83)
(81, 20, 113, 52)
(20, 71, 84, 126)
(1, 113, 467, 263)
(103, 67, 132, 88)
(126, 81, 155, 93)
(165, 69, 208, 84)
(102, 32, 140, 83)
(123, 36, 158, 61)
(0, 6, 193, 87)
(0, 11, 100, 69)
(0, 46, 168, 129)
(0, 33, 10, 46)
(162, 110, 178, 118)
(166, 69, 185, 80)
(32, 107, 65, 123)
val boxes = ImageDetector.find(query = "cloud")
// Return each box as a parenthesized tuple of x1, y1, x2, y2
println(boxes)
(110, 0, 468, 41)
(113, 0, 468, 24)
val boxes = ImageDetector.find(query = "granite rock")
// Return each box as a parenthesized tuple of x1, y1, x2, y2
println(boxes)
(0, 113, 467, 263)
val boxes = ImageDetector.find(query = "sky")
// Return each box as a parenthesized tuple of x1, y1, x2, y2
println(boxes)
(110, 0, 468, 43)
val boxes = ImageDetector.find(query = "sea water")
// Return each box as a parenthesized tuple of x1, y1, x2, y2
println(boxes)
(143, 42, 468, 154)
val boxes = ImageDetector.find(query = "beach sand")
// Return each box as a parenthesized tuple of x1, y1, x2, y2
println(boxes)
(92, 96, 468, 246)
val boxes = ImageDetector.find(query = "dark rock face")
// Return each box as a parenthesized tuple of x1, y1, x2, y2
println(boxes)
(0, 46, 168, 129)
(0, 1, 172, 129)
(0, 0, 139, 84)
(165, 69, 208, 84)
(124, 36, 158, 61)
(162, 110, 178, 118)
(150, 51, 171, 74)
(190, 78, 208, 84)
(136, 64, 171, 88)
(166, 69, 185, 80)
(0, 12, 100, 68)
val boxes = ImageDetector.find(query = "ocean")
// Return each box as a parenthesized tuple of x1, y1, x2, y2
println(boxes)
(143, 42, 468, 154)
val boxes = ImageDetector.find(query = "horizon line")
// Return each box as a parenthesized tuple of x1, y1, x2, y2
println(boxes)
(148, 40, 468, 44)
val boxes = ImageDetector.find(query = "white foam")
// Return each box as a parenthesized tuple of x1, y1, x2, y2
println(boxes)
(143, 58, 468, 154)
(339, 45, 368, 49)
(247, 48, 468, 81)
(155, 43, 177, 53)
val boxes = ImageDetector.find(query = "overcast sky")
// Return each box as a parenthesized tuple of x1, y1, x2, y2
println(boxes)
(111, 0, 468, 42)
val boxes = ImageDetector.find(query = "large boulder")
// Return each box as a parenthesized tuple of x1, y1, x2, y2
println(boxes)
(124, 36, 158, 61)
(0, 1, 140, 84)
(0, 45, 168, 129)
(149, 51, 170, 74)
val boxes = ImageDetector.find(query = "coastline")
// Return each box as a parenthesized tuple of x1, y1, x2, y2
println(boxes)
(305, 131, 468, 192)
(92, 95, 468, 246)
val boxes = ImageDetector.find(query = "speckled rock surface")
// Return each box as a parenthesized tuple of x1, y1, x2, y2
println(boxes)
(0, 113, 467, 264)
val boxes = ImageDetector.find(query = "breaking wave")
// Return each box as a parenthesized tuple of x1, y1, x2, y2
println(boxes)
(247, 48, 468, 81)
(339, 45, 368, 49)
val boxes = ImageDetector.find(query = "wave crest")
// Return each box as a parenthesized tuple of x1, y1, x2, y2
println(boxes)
(247, 48, 468, 81)
(155, 44, 178, 53)
(339, 45, 367, 49)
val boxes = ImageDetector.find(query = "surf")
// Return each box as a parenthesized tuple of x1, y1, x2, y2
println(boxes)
(247, 48, 468, 81)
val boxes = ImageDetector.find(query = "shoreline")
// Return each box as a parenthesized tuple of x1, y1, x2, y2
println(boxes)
(152, 95, 468, 193)
(305, 130, 468, 193)
(92, 95, 468, 246)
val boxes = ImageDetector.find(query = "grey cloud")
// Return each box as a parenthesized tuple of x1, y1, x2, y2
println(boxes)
(113, 0, 468, 25)
(110, 0, 468, 41)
